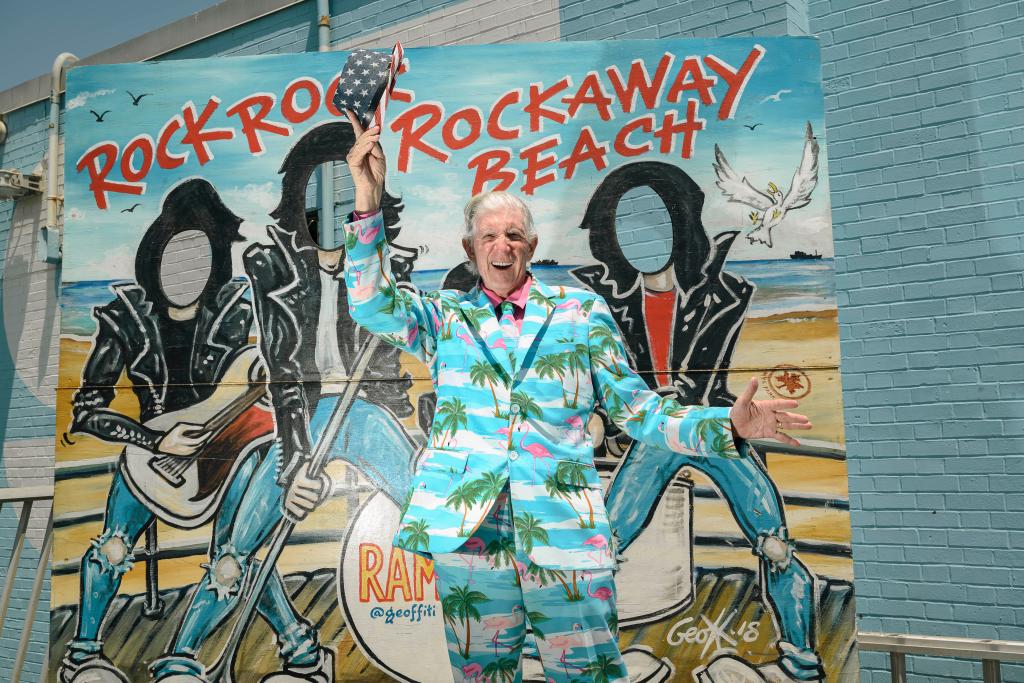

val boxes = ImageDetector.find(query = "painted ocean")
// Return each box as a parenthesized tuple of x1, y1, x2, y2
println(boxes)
(60, 259, 835, 338)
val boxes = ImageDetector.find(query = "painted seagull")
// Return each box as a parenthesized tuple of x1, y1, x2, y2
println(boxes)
(712, 121, 819, 248)
(761, 88, 791, 104)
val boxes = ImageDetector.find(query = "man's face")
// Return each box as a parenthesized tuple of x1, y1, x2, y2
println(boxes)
(464, 207, 537, 296)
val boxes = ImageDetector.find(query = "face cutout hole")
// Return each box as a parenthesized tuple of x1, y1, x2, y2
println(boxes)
(304, 168, 321, 246)
(160, 230, 213, 307)
(304, 162, 358, 249)
(614, 187, 673, 274)
(331, 161, 357, 246)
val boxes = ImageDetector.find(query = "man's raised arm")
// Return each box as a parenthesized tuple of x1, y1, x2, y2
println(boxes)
(341, 110, 440, 364)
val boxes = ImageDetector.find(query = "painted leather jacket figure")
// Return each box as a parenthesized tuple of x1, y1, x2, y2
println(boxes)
(70, 281, 252, 451)
(69, 177, 254, 451)
(243, 225, 414, 485)
(241, 123, 416, 487)
(344, 212, 742, 571)
(570, 162, 754, 408)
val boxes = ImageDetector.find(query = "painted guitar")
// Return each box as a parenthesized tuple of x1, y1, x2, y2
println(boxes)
(121, 346, 275, 529)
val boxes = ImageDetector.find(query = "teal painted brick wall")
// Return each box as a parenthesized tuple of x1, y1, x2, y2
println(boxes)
(809, 0, 1024, 680)
(0, 97, 57, 682)
(560, 0, 803, 40)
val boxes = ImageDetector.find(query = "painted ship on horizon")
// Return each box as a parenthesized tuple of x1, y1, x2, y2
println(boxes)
(790, 250, 823, 260)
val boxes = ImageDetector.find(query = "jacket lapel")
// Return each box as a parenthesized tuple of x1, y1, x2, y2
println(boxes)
(512, 277, 556, 386)
(459, 286, 513, 384)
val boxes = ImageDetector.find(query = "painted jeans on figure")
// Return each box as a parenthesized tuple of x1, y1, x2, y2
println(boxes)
(433, 489, 627, 683)
(605, 440, 823, 681)
(65, 447, 277, 665)
(147, 396, 417, 678)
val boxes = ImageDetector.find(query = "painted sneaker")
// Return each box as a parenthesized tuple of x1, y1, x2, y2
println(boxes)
(59, 653, 129, 683)
(621, 646, 674, 682)
(693, 655, 767, 683)
(260, 646, 334, 683)
(148, 655, 209, 683)
(693, 655, 824, 683)
(758, 661, 824, 683)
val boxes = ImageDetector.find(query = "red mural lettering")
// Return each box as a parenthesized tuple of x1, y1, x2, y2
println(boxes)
(704, 44, 765, 120)
(562, 72, 615, 121)
(359, 543, 386, 602)
(441, 107, 483, 151)
(525, 77, 571, 132)
(226, 93, 292, 156)
(413, 555, 439, 602)
(519, 135, 560, 195)
(666, 56, 717, 106)
(281, 78, 323, 124)
(606, 54, 674, 113)
(156, 116, 188, 170)
(389, 102, 450, 173)
(558, 126, 609, 180)
(653, 100, 705, 158)
(120, 134, 155, 182)
(468, 148, 516, 195)
(384, 548, 413, 602)
(613, 114, 655, 157)
(181, 98, 235, 165)
(487, 90, 521, 141)
(76, 142, 144, 210)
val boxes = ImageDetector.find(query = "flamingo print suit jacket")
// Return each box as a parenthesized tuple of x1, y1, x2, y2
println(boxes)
(344, 212, 741, 571)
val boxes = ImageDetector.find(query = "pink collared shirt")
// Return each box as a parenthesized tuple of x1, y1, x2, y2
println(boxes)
(481, 275, 532, 333)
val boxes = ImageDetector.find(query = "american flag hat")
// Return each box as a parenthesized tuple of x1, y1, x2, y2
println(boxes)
(332, 47, 395, 128)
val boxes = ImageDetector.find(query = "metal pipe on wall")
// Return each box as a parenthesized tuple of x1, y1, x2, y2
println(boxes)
(42, 52, 79, 263)
(316, 0, 336, 248)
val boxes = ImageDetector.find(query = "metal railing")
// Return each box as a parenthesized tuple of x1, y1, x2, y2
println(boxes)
(859, 631, 1024, 683)
(0, 485, 53, 683)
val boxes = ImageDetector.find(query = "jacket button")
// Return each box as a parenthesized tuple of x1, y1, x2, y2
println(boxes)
(509, 451, 519, 461)
(510, 404, 520, 415)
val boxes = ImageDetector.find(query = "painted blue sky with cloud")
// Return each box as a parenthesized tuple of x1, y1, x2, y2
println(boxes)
(62, 38, 832, 282)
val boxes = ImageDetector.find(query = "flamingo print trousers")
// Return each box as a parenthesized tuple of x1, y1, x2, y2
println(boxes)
(432, 488, 627, 683)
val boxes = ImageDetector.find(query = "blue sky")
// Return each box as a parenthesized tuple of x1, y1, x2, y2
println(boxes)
(61, 38, 834, 282)
(0, 0, 222, 92)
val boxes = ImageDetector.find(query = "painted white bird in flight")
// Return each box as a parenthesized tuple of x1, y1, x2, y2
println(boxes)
(712, 121, 820, 248)
(761, 88, 791, 103)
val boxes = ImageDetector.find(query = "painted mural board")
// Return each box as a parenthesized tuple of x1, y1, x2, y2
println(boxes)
(53, 39, 856, 683)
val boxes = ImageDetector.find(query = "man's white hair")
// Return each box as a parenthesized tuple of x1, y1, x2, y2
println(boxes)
(462, 191, 536, 242)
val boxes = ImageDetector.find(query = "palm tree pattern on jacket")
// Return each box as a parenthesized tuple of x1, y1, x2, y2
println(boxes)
(343, 212, 739, 571)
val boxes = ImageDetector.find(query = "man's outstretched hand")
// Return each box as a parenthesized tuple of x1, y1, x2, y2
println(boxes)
(344, 109, 386, 213)
(729, 377, 812, 446)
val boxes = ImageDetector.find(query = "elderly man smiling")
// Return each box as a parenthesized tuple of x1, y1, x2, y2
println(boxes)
(331, 111, 811, 682)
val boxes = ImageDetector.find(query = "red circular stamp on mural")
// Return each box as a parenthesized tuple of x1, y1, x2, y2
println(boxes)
(762, 365, 812, 400)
